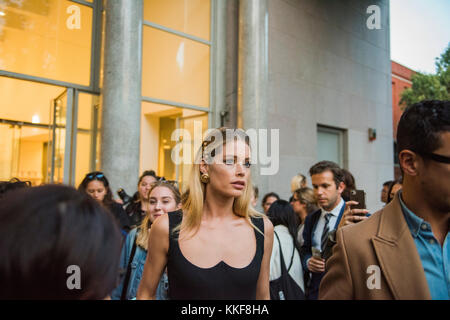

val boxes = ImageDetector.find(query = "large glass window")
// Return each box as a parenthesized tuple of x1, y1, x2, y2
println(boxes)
(317, 126, 344, 167)
(75, 92, 100, 187)
(143, 0, 210, 41)
(0, 0, 93, 86)
(0, 0, 100, 186)
(0, 76, 64, 184)
(141, 0, 212, 182)
(142, 27, 210, 107)
(140, 101, 208, 189)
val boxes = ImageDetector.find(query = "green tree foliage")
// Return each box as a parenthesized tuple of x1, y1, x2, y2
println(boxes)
(400, 43, 450, 109)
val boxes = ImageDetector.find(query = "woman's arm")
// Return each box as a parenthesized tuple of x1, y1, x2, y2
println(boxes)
(255, 216, 274, 300)
(136, 214, 170, 300)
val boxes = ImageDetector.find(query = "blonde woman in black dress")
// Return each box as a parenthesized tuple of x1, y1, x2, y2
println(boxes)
(137, 128, 273, 300)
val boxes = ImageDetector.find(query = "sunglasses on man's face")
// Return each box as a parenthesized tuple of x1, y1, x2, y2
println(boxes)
(87, 173, 105, 180)
(420, 152, 450, 164)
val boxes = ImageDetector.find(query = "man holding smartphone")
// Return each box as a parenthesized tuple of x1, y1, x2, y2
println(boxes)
(300, 161, 344, 299)
(301, 161, 370, 300)
(319, 100, 450, 300)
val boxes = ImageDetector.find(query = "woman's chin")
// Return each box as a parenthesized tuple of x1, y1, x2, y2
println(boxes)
(230, 189, 245, 198)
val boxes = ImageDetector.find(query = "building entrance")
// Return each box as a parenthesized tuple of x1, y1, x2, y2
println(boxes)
(0, 76, 99, 186)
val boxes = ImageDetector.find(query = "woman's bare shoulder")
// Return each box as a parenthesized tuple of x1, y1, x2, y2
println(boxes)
(262, 215, 274, 236)
(152, 213, 170, 235)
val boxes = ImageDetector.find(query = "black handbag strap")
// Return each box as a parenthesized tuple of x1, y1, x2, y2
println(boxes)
(274, 231, 296, 274)
(120, 232, 138, 300)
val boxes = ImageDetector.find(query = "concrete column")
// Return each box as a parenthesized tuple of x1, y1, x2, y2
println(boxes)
(238, 0, 269, 202)
(101, 0, 143, 197)
(213, 0, 239, 129)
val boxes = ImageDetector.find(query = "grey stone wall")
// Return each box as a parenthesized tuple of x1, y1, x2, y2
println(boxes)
(266, 0, 393, 212)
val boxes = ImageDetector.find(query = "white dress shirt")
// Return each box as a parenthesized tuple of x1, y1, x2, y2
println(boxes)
(312, 197, 344, 250)
(270, 225, 305, 291)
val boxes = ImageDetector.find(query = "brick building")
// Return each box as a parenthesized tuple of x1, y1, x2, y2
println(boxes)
(391, 61, 416, 179)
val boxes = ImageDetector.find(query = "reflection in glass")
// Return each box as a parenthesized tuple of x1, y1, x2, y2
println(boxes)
(0, 76, 67, 185)
(142, 26, 210, 108)
(140, 101, 207, 189)
(75, 92, 100, 187)
(144, 0, 210, 40)
(0, 0, 93, 85)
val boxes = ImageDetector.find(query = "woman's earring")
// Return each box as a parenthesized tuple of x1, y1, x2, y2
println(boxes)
(200, 173, 210, 184)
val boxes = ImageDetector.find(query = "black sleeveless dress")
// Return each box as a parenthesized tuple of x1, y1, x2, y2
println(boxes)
(167, 210, 265, 300)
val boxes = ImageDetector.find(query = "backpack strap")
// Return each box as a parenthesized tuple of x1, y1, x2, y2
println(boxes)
(274, 231, 290, 275)
(287, 236, 296, 272)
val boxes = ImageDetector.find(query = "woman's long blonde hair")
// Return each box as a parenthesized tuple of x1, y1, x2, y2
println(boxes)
(136, 181, 181, 250)
(175, 127, 265, 239)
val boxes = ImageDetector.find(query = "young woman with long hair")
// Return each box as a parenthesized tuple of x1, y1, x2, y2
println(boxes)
(78, 171, 130, 234)
(137, 128, 274, 300)
(125, 170, 159, 229)
(111, 180, 181, 300)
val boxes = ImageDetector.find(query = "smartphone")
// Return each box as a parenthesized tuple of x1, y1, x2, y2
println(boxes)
(311, 247, 322, 259)
(349, 189, 366, 210)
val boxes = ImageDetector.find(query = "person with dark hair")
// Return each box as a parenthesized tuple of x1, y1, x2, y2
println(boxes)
(125, 170, 159, 229)
(320, 100, 450, 300)
(251, 184, 259, 208)
(78, 171, 130, 234)
(300, 160, 346, 300)
(262, 192, 280, 214)
(386, 179, 402, 203)
(340, 169, 356, 202)
(0, 178, 31, 199)
(267, 200, 305, 299)
(381, 180, 393, 204)
(0, 185, 123, 299)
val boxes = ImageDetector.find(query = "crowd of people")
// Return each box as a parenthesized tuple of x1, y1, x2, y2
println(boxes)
(0, 100, 448, 300)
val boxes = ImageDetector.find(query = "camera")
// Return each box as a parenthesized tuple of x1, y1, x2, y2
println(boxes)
(117, 188, 132, 205)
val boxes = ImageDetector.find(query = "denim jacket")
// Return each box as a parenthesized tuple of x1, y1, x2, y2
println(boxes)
(111, 228, 168, 300)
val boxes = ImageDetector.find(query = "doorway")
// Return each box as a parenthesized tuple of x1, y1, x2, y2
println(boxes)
(0, 76, 100, 186)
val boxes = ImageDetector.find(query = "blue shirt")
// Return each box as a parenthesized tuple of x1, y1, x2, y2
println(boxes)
(399, 191, 450, 300)
(312, 197, 345, 250)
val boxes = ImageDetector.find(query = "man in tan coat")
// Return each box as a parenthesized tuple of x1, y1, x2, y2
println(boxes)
(319, 100, 450, 300)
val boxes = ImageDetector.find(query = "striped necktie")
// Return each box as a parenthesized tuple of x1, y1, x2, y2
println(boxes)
(320, 213, 333, 252)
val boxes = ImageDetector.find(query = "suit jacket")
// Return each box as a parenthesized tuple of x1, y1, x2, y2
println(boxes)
(300, 209, 324, 300)
(319, 192, 431, 300)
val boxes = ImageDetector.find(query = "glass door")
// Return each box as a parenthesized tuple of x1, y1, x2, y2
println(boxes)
(49, 89, 69, 184)
(177, 113, 208, 190)
(0, 122, 20, 181)
(74, 92, 101, 187)
(0, 76, 99, 186)
(0, 121, 53, 185)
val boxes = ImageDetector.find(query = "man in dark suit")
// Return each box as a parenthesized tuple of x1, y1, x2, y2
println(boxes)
(300, 161, 346, 300)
